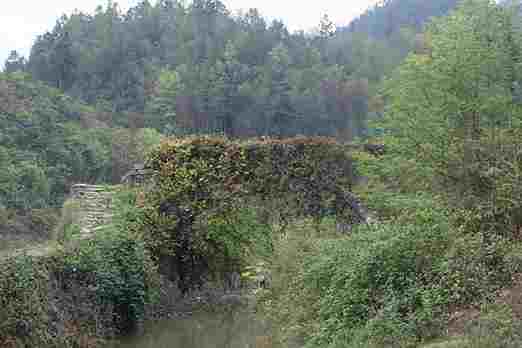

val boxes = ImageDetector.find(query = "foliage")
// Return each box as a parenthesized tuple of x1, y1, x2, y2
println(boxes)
(260, 3, 522, 347)
(4, 1, 522, 347)
(421, 304, 522, 348)
(0, 186, 161, 347)
(264, 204, 522, 348)
(135, 136, 354, 292)
(0, 208, 60, 251)
(381, 0, 522, 236)
(460, 304, 522, 348)
(258, 221, 336, 348)
(58, 188, 160, 334)
(53, 198, 81, 243)
(60, 226, 156, 333)
(0, 72, 163, 245)
(0, 255, 51, 347)
(349, 0, 459, 39)
(0, 72, 111, 210)
(18, 0, 458, 138)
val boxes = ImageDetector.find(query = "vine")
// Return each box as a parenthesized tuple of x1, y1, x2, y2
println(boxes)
(137, 136, 355, 293)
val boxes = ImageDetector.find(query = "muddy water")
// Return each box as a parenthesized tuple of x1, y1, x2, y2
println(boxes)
(118, 308, 267, 348)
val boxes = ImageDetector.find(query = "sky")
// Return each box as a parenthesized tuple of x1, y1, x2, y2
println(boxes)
(0, 0, 380, 67)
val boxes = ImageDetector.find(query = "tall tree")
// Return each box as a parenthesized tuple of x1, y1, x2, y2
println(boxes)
(384, 0, 521, 195)
(265, 43, 296, 137)
(211, 41, 249, 137)
(3, 51, 27, 73)
(146, 68, 180, 134)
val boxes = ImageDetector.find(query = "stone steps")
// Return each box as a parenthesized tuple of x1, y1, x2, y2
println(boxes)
(71, 184, 115, 237)
(1, 184, 117, 260)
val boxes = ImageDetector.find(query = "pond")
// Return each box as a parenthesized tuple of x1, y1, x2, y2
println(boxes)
(118, 307, 269, 348)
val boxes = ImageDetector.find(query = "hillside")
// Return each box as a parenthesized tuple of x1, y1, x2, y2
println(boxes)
(0, 72, 111, 209)
(0, 0, 464, 244)
(347, 0, 459, 38)
(0, 72, 160, 246)
(6, 0, 459, 139)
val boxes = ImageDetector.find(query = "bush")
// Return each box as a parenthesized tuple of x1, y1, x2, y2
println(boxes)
(0, 255, 51, 347)
(436, 233, 521, 306)
(60, 224, 158, 334)
(264, 202, 522, 348)
(461, 304, 522, 348)
(303, 216, 451, 347)
(53, 199, 81, 243)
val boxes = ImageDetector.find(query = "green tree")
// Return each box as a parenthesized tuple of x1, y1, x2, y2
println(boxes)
(146, 68, 180, 134)
(211, 41, 249, 137)
(265, 43, 296, 137)
(3, 51, 27, 73)
(384, 0, 521, 196)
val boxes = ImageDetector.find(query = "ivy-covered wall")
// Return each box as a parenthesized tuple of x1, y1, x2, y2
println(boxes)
(134, 136, 356, 294)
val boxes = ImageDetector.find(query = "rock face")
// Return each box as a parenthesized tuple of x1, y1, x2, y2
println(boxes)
(70, 184, 114, 238)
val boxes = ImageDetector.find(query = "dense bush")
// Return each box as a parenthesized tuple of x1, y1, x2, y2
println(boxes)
(0, 186, 161, 347)
(264, 204, 522, 348)
(0, 255, 51, 347)
(60, 225, 158, 334)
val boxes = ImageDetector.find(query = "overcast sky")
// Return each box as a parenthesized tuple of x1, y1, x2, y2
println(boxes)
(0, 0, 379, 66)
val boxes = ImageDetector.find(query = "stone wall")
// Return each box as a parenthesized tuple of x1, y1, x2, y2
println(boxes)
(70, 184, 114, 238)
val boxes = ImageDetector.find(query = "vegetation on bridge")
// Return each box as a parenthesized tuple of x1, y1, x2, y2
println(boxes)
(127, 136, 356, 294)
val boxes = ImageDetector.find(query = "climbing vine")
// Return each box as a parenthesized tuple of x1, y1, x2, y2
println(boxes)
(136, 136, 355, 293)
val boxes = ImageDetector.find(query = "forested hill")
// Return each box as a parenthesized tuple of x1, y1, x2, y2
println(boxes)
(0, 72, 161, 240)
(347, 0, 459, 38)
(0, 72, 110, 211)
(4, 0, 459, 139)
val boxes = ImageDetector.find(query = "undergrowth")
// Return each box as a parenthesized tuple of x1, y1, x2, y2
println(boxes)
(262, 132, 522, 347)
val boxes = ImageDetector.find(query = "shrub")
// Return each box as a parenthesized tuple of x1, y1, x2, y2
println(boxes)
(302, 216, 450, 347)
(264, 202, 522, 348)
(461, 304, 522, 348)
(53, 198, 81, 243)
(60, 224, 158, 334)
(0, 255, 51, 347)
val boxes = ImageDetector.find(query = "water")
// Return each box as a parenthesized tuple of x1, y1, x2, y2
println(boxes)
(118, 308, 269, 348)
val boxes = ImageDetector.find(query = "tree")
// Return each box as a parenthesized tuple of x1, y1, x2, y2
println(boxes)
(51, 30, 77, 90)
(18, 0, 462, 139)
(211, 41, 249, 137)
(319, 14, 335, 39)
(384, 0, 521, 195)
(146, 68, 180, 134)
(4, 51, 27, 73)
(339, 79, 369, 141)
(349, 0, 460, 39)
(266, 43, 296, 137)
